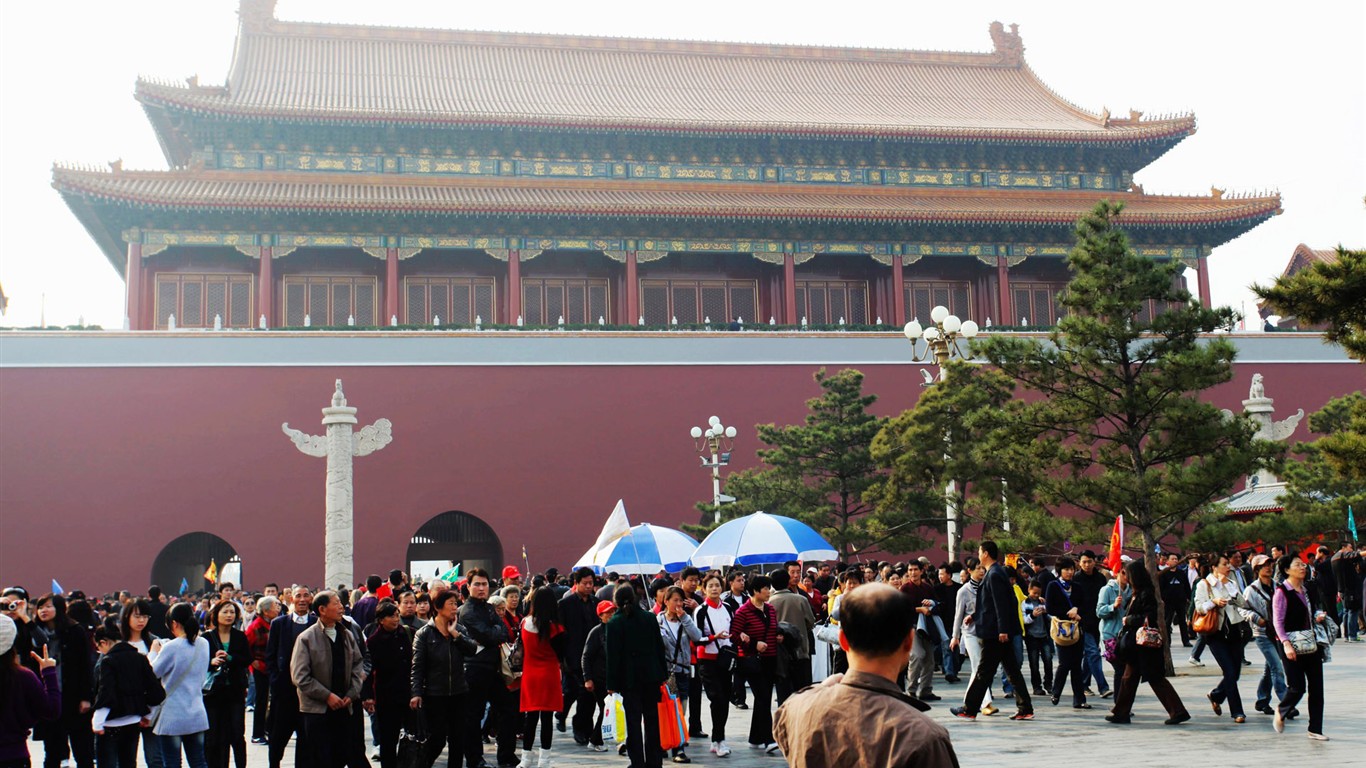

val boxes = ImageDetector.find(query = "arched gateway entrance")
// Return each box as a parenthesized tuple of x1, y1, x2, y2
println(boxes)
(151, 532, 240, 595)
(407, 511, 503, 584)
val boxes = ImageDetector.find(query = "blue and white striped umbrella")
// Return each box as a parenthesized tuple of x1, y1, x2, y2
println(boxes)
(575, 524, 700, 575)
(689, 511, 838, 568)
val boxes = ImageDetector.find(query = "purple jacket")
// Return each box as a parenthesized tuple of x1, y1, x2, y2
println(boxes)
(0, 666, 60, 761)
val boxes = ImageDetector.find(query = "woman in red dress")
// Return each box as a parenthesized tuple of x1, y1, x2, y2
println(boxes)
(518, 586, 566, 768)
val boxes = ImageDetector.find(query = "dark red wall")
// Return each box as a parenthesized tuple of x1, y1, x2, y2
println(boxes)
(0, 361, 1358, 594)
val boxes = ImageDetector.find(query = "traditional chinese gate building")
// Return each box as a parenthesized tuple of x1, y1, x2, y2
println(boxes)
(54, 1, 1279, 333)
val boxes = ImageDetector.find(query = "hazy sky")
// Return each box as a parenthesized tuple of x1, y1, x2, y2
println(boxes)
(1, 0, 1362, 328)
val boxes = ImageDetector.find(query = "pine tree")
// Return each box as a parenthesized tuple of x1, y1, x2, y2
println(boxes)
(977, 201, 1276, 671)
(1254, 247, 1366, 360)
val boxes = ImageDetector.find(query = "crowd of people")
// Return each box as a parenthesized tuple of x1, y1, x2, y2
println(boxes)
(0, 540, 1360, 768)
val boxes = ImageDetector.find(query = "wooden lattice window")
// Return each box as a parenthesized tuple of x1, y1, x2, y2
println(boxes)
(904, 280, 972, 326)
(404, 277, 496, 325)
(796, 280, 868, 324)
(282, 275, 377, 326)
(640, 279, 756, 325)
(521, 278, 609, 325)
(154, 273, 254, 329)
(1011, 282, 1068, 326)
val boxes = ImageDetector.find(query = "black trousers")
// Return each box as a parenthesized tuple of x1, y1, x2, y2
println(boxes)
(1279, 647, 1324, 734)
(697, 658, 732, 743)
(687, 664, 705, 736)
(302, 709, 352, 768)
(586, 685, 608, 747)
(621, 685, 663, 768)
(422, 694, 466, 767)
(373, 694, 407, 768)
(465, 665, 517, 766)
(741, 657, 776, 746)
(95, 724, 141, 768)
(964, 636, 1033, 716)
(559, 666, 594, 742)
(251, 670, 271, 740)
(205, 692, 248, 768)
(268, 681, 308, 768)
(1024, 635, 1053, 691)
(1051, 641, 1086, 705)
(42, 710, 95, 768)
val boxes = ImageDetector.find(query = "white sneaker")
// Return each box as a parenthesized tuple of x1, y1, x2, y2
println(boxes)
(589, 743, 607, 752)
(764, 743, 781, 755)
(1307, 732, 1330, 741)
(517, 752, 535, 768)
(715, 741, 732, 757)
(538, 746, 554, 767)
(1187, 657, 1205, 667)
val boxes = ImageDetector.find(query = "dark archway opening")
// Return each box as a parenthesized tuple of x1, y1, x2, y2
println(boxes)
(151, 532, 240, 596)
(406, 511, 503, 584)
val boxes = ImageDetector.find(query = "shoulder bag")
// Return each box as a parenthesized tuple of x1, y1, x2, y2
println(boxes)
(1191, 580, 1224, 635)
(1049, 583, 1081, 647)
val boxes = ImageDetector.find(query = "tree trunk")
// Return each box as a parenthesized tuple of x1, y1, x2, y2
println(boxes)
(1140, 526, 1176, 677)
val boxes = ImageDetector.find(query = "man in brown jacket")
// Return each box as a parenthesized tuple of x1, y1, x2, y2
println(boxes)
(773, 583, 959, 768)
(290, 590, 367, 768)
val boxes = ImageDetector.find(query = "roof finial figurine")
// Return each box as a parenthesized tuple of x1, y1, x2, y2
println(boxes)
(331, 378, 347, 407)
(107, 159, 122, 172)
(238, 0, 277, 34)
(988, 21, 1025, 66)
(1210, 186, 1226, 200)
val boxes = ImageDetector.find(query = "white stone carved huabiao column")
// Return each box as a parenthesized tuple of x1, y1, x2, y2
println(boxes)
(283, 380, 393, 590)
(1234, 373, 1304, 487)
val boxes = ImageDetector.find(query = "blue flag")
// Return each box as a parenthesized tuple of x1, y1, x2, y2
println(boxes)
(1350, 505, 1358, 543)
(179, 577, 190, 595)
(51, 579, 63, 595)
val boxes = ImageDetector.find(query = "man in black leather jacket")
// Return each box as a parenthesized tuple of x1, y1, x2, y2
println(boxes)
(458, 569, 513, 768)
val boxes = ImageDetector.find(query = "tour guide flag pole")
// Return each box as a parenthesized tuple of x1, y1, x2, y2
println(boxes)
(204, 559, 218, 585)
(439, 563, 461, 582)
(1105, 515, 1124, 572)
(51, 579, 63, 595)
(179, 577, 189, 595)
(1350, 505, 1358, 543)
(575, 499, 633, 571)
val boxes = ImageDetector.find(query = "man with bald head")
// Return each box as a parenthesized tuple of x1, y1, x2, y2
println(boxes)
(774, 583, 959, 767)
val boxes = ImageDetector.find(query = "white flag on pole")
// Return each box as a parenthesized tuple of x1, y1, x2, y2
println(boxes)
(576, 499, 633, 570)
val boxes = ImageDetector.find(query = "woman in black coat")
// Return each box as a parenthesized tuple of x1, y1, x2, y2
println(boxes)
(1106, 561, 1190, 725)
(32, 593, 96, 768)
(92, 622, 165, 767)
(364, 600, 415, 768)
(203, 600, 250, 768)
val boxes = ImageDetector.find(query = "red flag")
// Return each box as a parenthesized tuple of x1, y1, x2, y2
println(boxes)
(1105, 516, 1124, 572)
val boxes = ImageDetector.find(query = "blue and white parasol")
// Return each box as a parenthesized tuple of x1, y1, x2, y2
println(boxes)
(575, 523, 700, 575)
(689, 511, 838, 568)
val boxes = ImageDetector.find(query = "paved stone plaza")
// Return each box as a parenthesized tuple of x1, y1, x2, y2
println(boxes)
(27, 641, 1363, 766)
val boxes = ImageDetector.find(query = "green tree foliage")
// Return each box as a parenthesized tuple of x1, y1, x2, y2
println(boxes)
(683, 368, 935, 557)
(870, 360, 1083, 559)
(1188, 392, 1366, 551)
(1254, 247, 1366, 361)
(976, 201, 1277, 668)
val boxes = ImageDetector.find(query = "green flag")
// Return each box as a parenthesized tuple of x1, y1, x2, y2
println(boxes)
(440, 563, 461, 581)
(1350, 505, 1358, 543)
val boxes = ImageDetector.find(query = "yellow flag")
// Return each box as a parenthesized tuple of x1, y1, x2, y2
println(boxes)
(1004, 553, 1019, 569)
(204, 559, 218, 584)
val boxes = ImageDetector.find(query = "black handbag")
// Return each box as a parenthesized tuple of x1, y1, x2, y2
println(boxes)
(396, 708, 429, 768)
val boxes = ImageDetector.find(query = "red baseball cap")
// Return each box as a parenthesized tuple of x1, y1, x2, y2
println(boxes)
(502, 565, 522, 580)
(596, 600, 616, 617)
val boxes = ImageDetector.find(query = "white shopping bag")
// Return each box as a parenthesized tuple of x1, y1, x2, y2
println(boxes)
(603, 693, 626, 744)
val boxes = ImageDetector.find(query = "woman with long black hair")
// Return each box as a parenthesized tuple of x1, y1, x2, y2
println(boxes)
(606, 584, 668, 768)
(1105, 560, 1189, 725)
(151, 602, 210, 768)
(118, 600, 164, 768)
(518, 587, 566, 767)
(1045, 558, 1088, 710)
(31, 593, 95, 768)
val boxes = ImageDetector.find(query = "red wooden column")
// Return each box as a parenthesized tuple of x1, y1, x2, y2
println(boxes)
(508, 249, 522, 323)
(125, 242, 143, 330)
(891, 254, 906, 327)
(625, 251, 639, 324)
(385, 248, 400, 324)
(783, 252, 797, 325)
(996, 256, 1012, 326)
(1196, 255, 1212, 308)
(258, 246, 274, 328)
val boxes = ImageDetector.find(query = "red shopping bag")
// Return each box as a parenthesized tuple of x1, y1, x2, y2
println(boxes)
(657, 684, 687, 751)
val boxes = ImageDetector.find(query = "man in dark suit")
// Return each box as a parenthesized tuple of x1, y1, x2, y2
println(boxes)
(268, 586, 317, 768)
(1158, 553, 1192, 646)
(145, 585, 169, 638)
(952, 541, 1033, 721)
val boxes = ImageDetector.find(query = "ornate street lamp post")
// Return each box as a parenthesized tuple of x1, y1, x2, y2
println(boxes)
(903, 305, 980, 560)
(691, 416, 738, 524)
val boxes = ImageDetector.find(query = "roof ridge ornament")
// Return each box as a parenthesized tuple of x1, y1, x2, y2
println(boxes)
(989, 22, 1024, 67)
(239, 0, 277, 35)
